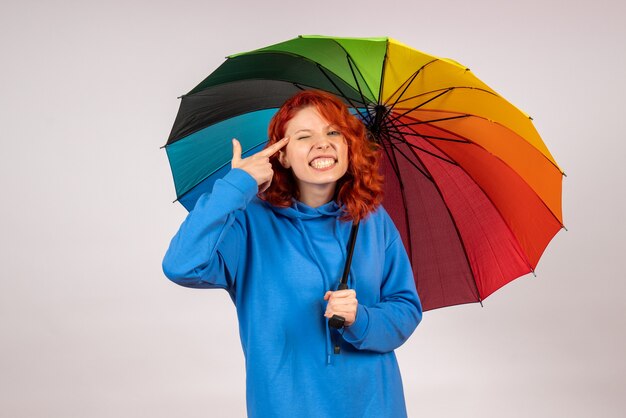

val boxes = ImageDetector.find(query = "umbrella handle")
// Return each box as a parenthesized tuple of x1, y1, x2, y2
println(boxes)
(328, 282, 349, 329)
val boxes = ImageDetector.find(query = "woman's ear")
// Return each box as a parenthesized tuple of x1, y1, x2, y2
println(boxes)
(278, 150, 291, 168)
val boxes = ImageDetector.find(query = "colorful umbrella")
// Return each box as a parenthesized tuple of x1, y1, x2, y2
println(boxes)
(164, 35, 564, 311)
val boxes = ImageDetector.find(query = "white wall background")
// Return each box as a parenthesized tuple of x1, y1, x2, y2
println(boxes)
(1, 0, 624, 417)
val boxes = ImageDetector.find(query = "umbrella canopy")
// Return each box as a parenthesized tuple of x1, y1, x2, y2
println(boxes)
(164, 35, 564, 311)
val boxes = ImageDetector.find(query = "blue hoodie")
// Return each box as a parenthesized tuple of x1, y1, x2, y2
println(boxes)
(163, 169, 422, 418)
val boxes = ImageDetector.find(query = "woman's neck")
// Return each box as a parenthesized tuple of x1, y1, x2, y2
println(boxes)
(297, 183, 336, 208)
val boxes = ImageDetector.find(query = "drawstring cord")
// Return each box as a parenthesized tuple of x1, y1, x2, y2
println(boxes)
(295, 218, 334, 364)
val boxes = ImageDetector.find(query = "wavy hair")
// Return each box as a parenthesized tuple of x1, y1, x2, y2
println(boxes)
(260, 90, 383, 222)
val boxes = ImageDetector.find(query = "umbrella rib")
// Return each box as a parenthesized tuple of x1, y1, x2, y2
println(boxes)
(345, 55, 374, 126)
(385, 130, 459, 166)
(393, 86, 500, 107)
(384, 128, 471, 144)
(315, 63, 369, 122)
(378, 133, 415, 261)
(383, 70, 420, 109)
(387, 88, 453, 124)
(382, 59, 438, 108)
(387, 118, 483, 304)
(392, 114, 471, 127)
(345, 52, 375, 105)
(378, 69, 421, 129)
(379, 132, 403, 180)
(383, 132, 435, 180)
(377, 41, 389, 104)
(379, 60, 439, 128)
(326, 37, 377, 101)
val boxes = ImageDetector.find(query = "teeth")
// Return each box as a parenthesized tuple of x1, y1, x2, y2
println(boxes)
(310, 158, 336, 169)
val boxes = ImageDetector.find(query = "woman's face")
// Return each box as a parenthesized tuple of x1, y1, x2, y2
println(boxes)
(279, 106, 349, 202)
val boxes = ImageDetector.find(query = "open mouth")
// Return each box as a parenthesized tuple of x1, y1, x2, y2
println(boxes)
(309, 157, 337, 169)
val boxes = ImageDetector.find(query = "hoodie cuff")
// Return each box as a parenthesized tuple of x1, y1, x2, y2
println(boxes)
(222, 168, 259, 203)
(342, 304, 369, 344)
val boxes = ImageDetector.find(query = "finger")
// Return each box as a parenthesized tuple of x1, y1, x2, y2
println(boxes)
(258, 175, 273, 193)
(326, 298, 355, 310)
(328, 304, 357, 316)
(330, 297, 358, 306)
(323, 291, 332, 301)
(259, 136, 289, 158)
(326, 295, 357, 308)
(330, 289, 356, 299)
(258, 182, 270, 194)
(232, 138, 242, 163)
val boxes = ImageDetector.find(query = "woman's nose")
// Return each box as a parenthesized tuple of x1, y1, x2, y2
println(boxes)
(314, 138, 331, 149)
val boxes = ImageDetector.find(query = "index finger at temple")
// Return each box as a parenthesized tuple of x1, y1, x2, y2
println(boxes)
(259, 137, 289, 157)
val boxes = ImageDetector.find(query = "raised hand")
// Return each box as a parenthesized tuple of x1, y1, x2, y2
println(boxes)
(231, 137, 289, 193)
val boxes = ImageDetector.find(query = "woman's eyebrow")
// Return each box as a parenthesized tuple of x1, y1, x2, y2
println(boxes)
(293, 126, 336, 134)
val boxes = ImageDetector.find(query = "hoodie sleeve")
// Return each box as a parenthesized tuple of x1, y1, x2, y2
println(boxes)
(162, 169, 258, 291)
(341, 225, 422, 353)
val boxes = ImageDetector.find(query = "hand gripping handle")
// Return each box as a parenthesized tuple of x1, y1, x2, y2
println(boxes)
(328, 283, 349, 329)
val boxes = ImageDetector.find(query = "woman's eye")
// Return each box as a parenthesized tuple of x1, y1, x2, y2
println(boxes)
(297, 136, 310, 140)
(328, 130, 341, 136)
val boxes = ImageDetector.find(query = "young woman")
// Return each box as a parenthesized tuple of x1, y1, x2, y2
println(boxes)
(163, 90, 422, 418)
